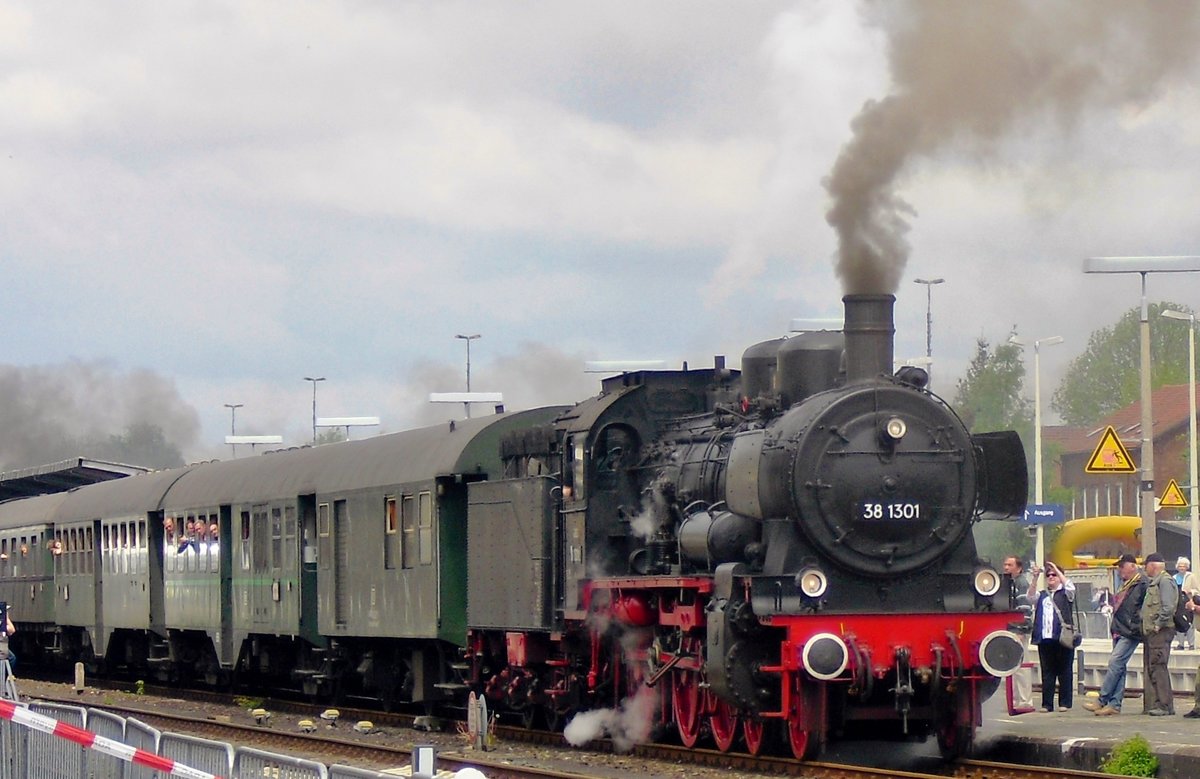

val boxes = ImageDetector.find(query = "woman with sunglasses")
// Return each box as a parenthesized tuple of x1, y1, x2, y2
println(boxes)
(1026, 560, 1077, 711)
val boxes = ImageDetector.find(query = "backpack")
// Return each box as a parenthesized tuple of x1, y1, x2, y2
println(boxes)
(1173, 582, 1192, 633)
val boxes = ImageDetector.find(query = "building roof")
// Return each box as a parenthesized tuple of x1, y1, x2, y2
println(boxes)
(1047, 384, 1193, 455)
(0, 458, 149, 503)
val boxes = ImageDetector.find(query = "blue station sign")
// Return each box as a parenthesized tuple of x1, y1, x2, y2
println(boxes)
(1022, 503, 1065, 525)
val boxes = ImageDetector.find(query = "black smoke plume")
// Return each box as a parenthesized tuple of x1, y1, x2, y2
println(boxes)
(0, 362, 199, 471)
(826, 1, 1200, 293)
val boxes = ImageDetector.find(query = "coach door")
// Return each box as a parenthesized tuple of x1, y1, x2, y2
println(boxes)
(297, 495, 320, 644)
(250, 504, 271, 626)
(333, 500, 350, 626)
(218, 505, 233, 664)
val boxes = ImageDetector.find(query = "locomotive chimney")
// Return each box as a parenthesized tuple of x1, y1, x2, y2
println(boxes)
(842, 294, 894, 382)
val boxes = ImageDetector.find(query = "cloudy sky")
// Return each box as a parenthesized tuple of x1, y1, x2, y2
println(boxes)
(3, 1, 1200, 465)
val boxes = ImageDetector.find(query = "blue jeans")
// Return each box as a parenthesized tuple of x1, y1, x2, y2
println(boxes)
(1098, 635, 1139, 710)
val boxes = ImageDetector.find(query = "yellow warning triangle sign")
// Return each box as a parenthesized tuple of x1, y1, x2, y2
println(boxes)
(1161, 478, 1189, 508)
(1085, 425, 1137, 474)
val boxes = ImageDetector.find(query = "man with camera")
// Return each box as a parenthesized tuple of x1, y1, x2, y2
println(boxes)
(1086, 553, 1146, 716)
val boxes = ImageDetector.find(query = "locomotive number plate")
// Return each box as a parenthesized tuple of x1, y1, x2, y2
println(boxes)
(859, 501, 923, 521)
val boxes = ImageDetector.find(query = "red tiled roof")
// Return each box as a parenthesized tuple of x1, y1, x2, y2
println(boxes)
(1046, 384, 1193, 455)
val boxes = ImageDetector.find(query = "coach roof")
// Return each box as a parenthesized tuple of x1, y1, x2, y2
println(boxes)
(160, 408, 564, 509)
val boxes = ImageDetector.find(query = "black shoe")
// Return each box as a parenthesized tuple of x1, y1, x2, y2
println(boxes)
(1183, 709, 1200, 719)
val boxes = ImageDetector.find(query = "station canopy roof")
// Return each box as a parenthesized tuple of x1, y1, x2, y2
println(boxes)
(0, 458, 149, 502)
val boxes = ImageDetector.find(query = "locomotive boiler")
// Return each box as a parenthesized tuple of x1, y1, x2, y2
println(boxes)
(468, 293, 1029, 758)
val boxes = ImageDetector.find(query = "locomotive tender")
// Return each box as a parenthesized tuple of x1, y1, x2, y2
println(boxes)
(0, 293, 1028, 760)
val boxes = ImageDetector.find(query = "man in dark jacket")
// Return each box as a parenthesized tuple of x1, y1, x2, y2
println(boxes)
(1087, 554, 1145, 715)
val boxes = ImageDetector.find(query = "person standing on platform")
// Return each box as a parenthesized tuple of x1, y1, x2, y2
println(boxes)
(1173, 557, 1197, 650)
(1028, 560, 1077, 712)
(1003, 555, 1035, 713)
(1140, 552, 1178, 716)
(1087, 554, 1145, 716)
(1181, 589, 1200, 718)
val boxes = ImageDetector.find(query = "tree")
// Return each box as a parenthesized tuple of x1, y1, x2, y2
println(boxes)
(1052, 302, 1194, 426)
(315, 428, 347, 445)
(953, 330, 1032, 436)
(953, 331, 1034, 566)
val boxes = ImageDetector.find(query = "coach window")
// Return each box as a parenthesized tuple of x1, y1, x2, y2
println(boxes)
(384, 497, 398, 570)
(284, 506, 296, 571)
(82, 528, 91, 575)
(401, 494, 416, 569)
(240, 510, 251, 571)
(270, 507, 283, 570)
(418, 491, 433, 565)
(317, 503, 331, 571)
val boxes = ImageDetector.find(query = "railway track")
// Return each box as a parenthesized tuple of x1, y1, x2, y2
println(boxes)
(19, 680, 1115, 779)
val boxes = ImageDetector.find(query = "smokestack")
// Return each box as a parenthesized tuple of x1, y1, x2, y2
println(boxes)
(842, 294, 894, 382)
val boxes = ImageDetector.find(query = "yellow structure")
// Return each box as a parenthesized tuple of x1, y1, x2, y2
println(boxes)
(1049, 515, 1141, 568)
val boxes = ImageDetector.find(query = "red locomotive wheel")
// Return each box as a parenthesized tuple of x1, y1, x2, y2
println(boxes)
(707, 694, 738, 752)
(935, 685, 975, 759)
(671, 671, 702, 747)
(742, 717, 766, 755)
(786, 714, 812, 760)
(787, 675, 822, 760)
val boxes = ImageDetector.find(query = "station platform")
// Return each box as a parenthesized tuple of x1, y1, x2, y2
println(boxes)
(976, 640, 1200, 777)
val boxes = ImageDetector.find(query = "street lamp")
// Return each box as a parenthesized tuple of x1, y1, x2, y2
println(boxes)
(1085, 255, 1200, 554)
(1162, 308, 1199, 569)
(223, 403, 243, 458)
(455, 334, 481, 418)
(303, 377, 326, 444)
(1009, 334, 1065, 574)
(913, 278, 945, 384)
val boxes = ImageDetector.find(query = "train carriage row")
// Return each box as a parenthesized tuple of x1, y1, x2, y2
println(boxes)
(0, 407, 562, 707)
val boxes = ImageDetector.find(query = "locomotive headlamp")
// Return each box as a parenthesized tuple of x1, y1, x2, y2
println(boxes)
(797, 567, 828, 598)
(884, 417, 907, 440)
(973, 567, 1002, 597)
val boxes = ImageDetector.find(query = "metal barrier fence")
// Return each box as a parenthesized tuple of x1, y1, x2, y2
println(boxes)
(235, 746, 328, 779)
(86, 709, 129, 779)
(27, 702, 86, 779)
(0, 701, 406, 779)
(159, 731, 235, 778)
(125, 718, 161, 779)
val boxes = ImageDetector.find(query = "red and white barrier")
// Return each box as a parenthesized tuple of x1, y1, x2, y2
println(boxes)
(0, 699, 223, 779)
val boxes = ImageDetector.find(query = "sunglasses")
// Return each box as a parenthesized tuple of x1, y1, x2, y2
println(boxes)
(1046, 571, 1059, 577)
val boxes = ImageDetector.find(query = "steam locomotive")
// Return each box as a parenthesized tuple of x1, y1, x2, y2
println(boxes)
(0, 293, 1028, 761)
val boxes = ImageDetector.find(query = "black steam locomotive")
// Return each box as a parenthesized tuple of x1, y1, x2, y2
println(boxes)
(0, 293, 1027, 761)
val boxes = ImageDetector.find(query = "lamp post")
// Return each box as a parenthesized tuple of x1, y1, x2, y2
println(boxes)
(1085, 256, 1200, 554)
(455, 334, 481, 418)
(1010, 334, 1065, 573)
(223, 403, 243, 458)
(913, 278, 945, 384)
(1163, 308, 1199, 569)
(303, 377, 326, 444)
